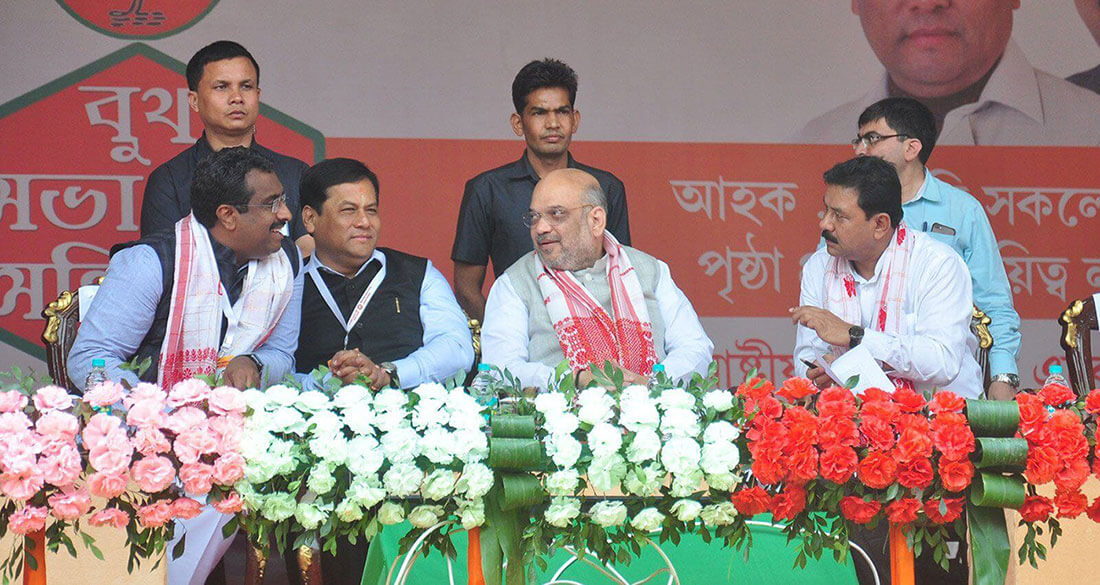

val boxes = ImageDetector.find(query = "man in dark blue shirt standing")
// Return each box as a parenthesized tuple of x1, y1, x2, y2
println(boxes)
(451, 58, 630, 321)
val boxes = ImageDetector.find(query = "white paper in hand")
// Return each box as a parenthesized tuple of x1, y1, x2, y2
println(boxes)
(817, 344, 895, 395)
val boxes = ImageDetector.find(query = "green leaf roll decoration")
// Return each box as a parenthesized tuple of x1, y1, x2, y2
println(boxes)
(970, 472, 1026, 509)
(965, 399, 1020, 437)
(972, 437, 1029, 471)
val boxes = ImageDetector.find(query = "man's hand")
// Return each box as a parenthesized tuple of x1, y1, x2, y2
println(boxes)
(328, 349, 391, 390)
(223, 355, 261, 390)
(987, 380, 1018, 401)
(790, 306, 855, 348)
(806, 353, 835, 389)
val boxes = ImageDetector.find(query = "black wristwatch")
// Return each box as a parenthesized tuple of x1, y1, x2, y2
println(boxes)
(848, 326, 864, 348)
(380, 361, 399, 388)
(243, 354, 263, 373)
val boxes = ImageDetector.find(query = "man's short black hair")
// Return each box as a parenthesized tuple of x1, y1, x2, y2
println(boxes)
(186, 40, 260, 91)
(511, 58, 578, 114)
(858, 97, 937, 165)
(191, 147, 276, 227)
(300, 158, 380, 213)
(823, 156, 903, 228)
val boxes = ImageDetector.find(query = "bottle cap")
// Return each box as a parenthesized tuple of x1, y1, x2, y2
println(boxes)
(91, 358, 106, 368)
(477, 363, 491, 372)
(1049, 364, 1063, 375)
(652, 364, 666, 373)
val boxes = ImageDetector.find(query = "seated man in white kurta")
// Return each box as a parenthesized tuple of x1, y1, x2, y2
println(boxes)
(481, 168, 712, 390)
(791, 156, 982, 399)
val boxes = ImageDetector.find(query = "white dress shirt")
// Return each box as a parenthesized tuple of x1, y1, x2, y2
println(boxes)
(794, 41, 1100, 146)
(794, 230, 983, 398)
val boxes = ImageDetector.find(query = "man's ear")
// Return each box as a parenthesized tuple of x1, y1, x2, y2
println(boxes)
(873, 213, 893, 238)
(301, 205, 318, 235)
(215, 204, 239, 231)
(187, 90, 199, 113)
(904, 138, 924, 164)
(510, 112, 524, 137)
(589, 205, 607, 236)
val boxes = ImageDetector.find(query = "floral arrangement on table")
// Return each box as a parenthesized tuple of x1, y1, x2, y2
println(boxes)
(235, 381, 492, 558)
(0, 368, 246, 580)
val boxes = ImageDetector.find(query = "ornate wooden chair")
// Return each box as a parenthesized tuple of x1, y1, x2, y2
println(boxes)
(1059, 296, 1098, 396)
(41, 287, 95, 392)
(970, 306, 993, 391)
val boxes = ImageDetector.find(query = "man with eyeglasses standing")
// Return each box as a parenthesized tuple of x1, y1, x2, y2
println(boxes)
(481, 169, 711, 390)
(69, 147, 304, 585)
(451, 58, 630, 323)
(851, 97, 1019, 402)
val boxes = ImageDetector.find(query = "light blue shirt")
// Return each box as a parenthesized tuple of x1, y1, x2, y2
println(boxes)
(68, 242, 304, 390)
(297, 250, 474, 390)
(904, 169, 1020, 377)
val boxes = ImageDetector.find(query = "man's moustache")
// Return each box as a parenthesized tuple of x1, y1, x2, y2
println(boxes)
(821, 230, 838, 243)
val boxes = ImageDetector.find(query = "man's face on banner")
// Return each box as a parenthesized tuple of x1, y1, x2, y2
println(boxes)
(1076, 0, 1100, 46)
(852, 0, 1019, 98)
(188, 56, 261, 138)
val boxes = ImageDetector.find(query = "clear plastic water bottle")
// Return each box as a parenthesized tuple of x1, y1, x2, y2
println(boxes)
(469, 363, 498, 409)
(647, 363, 666, 390)
(85, 358, 109, 389)
(1043, 364, 1069, 388)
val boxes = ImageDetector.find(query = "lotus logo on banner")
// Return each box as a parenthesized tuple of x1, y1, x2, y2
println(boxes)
(56, 0, 220, 39)
(0, 43, 323, 360)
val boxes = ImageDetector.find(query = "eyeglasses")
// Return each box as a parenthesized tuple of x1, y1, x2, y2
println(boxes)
(240, 194, 288, 213)
(521, 204, 594, 228)
(851, 132, 909, 150)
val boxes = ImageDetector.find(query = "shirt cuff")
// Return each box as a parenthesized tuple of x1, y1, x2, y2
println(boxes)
(859, 330, 892, 365)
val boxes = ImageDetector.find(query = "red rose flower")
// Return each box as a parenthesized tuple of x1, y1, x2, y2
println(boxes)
(892, 386, 927, 413)
(930, 415, 975, 461)
(778, 377, 818, 402)
(938, 458, 974, 492)
(860, 416, 896, 452)
(894, 428, 933, 463)
(896, 457, 934, 490)
(787, 446, 819, 483)
(1025, 445, 1060, 485)
(818, 415, 859, 449)
(771, 486, 807, 521)
(1038, 383, 1075, 407)
(819, 445, 859, 484)
(858, 451, 898, 489)
(1018, 495, 1054, 523)
(1054, 488, 1088, 519)
(923, 497, 965, 524)
(730, 486, 771, 516)
(1086, 496, 1100, 523)
(840, 496, 882, 524)
(817, 386, 857, 419)
(886, 498, 922, 524)
(1085, 390, 1100, 415)
(1016, 393, 1046, 439)
(928, 391, 965, 415)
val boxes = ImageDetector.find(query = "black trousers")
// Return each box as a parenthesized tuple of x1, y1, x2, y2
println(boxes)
(850, 521, 969, 585)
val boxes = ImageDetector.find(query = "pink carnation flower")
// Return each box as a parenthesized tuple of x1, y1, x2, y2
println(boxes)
(165, 406, 207, 436)
(0, 439, 40, 475)
(136, 501, 173, 528)
(8, 506, 47, 535)
(174, 426, 217, 464)
(124, 383, 166, 408)
(0, 469, 45, 500)
(170, 497, 203, 520)
(208, 415, 244, 453)
(48, 490, 92, 521)
(133, 427, 171, 456)
(83, 381, 125, 408)
(167, 379, 210, 409)
(131, 455, 176, 493)
(87, 471, 128, 499)
(179, 462, 214, 496)
(33, 385, 73, 412)
(88, 431, 134, 475)
(211, 491, 243, 514)
(212, 453, 245, 485)
(0, 411, 32, 434)
(126, 399, 166, 429)
(40, 442, 81, 488)
(88, 507, 129, 529)
(36, 411, 79, 440)
(0, 391, 27, 413)
(208, 386, 247, 416)
(82, 412, 124, 452)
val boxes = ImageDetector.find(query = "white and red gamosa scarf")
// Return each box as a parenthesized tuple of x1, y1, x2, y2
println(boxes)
(822, 222, 916, 390)
(536, 232, 658, 375)
(158, 214, 294, 388)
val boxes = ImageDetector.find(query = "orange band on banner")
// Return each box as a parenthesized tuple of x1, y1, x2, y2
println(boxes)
(467, 527, 485, 585)
(23, 529, 45, 585)
(889, 523, 915, 585)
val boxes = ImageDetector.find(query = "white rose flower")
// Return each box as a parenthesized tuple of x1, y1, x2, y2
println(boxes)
(630, 507, 665, 532)
(294, 502, 328, 530)
(587, 454, 628, 492)
(588, 422, 623, 458)
(589, 501, 628, 527)
(699, 502, 738, 526)
(266, 384, 300, 406)
(534, 392, 568, 415)
(700, 442, 741, 475)
(307, 463, 337, 495)
(660, 409, 700, 437)
(705, 472, 739, 492)
(547, 433, 582, 469)
(544, 411, 580, 436)
(242, 389, 270, 412)
(422, 469, 458, 500)
(661, 437, 701, 475)
(408, 504, 445, 528)
(377, 501, 405, 525)
(333, 385, 371, 409)
(669, 469, 704, 498)
(626, 428, 661, 463)
(373, 389, 409, 412)
(295, 390, 330, 412)
(622, 462, 665, 496)
(702, 390, 734, 412)
(670, 499, 702, 523)
(576, 388, 616, 425)
(381, 426, 421, 462)
(455, 463, 494, 499)
(346, 436, 384, 476)
(383, 462, 424, 496)
(702, 421, 740, 444)
(342, 404, 377, 436)
(347, 477, 386, 508)
(619, 387, 659, 432)
(270, 406, 307, 435)
(451, 428, 489, 463)
(335, 500, 363, 523)
(421, 427, 455, 464)
(460, 501, 486, 529)
(544, 497, 581, 528)
(545, 469, 580, 496)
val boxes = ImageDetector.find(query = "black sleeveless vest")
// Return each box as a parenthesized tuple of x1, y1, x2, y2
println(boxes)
(295, 247, 427, 375)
